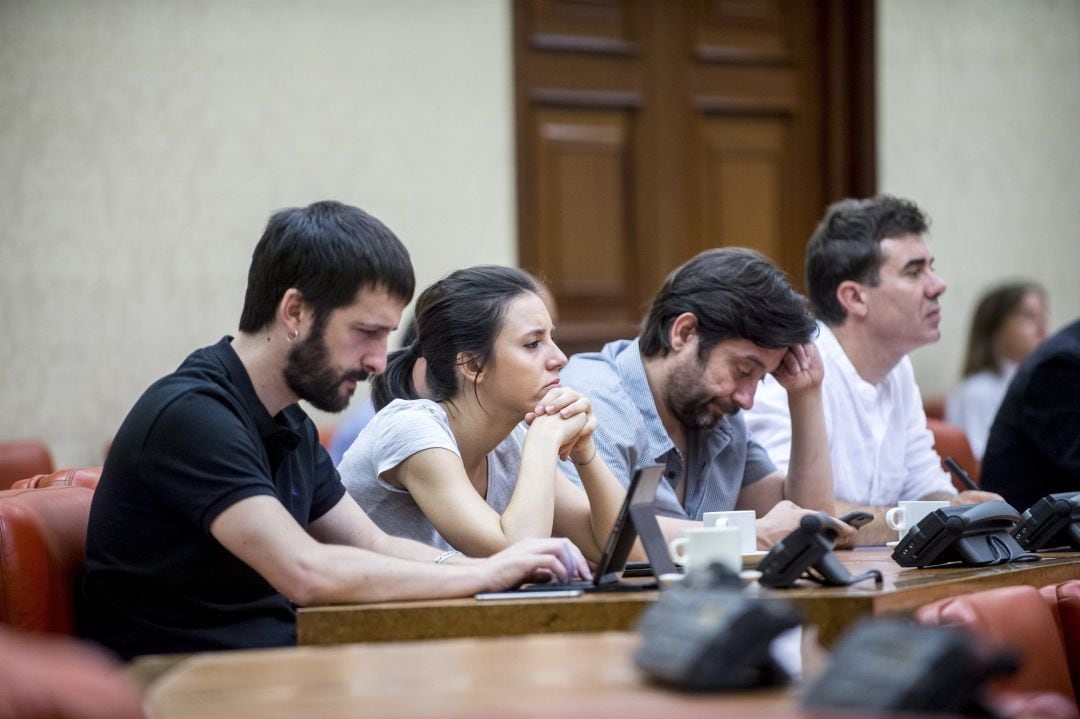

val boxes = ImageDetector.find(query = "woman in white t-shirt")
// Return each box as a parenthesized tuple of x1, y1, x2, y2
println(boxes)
(338, 266, 633, 562)
(947, 281, 1047, 459)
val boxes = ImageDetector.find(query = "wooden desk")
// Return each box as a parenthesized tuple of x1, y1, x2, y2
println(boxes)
(297, 549, 1080, 648)
(754, 548, 1080, 645)
(298, 585, 657, 645)
(144, 632, 800, 719)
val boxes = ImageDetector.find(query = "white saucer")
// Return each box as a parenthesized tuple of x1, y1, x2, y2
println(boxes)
(658, 570, 761, 588)
(740, 569, 762, 586)
(657, 572, 685, 589)
(886, 540, 900, 548)
(741, 550, 768, 568)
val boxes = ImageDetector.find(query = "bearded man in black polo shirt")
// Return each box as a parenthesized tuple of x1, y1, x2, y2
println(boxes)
(77, 201, 589, 659)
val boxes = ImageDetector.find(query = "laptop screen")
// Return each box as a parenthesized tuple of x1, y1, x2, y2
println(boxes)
(593, 465, 674, 585)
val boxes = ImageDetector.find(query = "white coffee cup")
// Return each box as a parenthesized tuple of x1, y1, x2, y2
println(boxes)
(669, 526, 742, 573)
(703, 510, 757, 553)
(885, 500, 950, 539)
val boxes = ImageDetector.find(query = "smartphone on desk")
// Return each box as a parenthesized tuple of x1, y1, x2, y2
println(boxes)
(838, 510, 874, 530)
(475, 589, 584, 601)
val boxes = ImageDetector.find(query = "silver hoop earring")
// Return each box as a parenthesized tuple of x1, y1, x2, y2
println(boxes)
(287, 329, 299, 342)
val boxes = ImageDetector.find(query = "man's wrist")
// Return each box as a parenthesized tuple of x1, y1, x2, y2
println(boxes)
(784, 382, 823, 403)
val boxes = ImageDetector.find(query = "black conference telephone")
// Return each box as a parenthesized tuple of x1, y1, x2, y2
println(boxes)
(634, 568, 801, 692)
(1012, 491, 1080, 551)
(891, 500, 1039, 568)
(803, 618, 1017, 716)
(758, 512, 882, 589)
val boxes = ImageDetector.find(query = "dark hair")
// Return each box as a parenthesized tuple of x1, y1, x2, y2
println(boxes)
(806, 195, 930, 325)
(961, 281, 1046, 377)
(639, 248, 815, 359)
(238, 200, 414, 333)
(371, 266, 540, 410)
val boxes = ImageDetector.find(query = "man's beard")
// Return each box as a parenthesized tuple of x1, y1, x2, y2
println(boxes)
(664, 356, 740, 430)
(283, 323, 368, 413)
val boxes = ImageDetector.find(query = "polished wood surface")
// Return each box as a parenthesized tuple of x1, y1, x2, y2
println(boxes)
(298, 584, 655, 645)
(298, 549, 1080, 648)
(144, 632, 801, 719)
(754, 548, 1080, 645)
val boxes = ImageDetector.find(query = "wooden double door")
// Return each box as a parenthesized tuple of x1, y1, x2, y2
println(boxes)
(515, 0, 875, 354)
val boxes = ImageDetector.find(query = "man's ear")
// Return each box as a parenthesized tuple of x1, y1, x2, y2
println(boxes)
(456, 352, 484, 384)
(669, 312, 699, 352)
(836, 280, 869, 319)
(279, 288, 310, 338)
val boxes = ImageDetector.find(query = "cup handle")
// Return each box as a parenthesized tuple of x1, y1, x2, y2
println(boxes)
(885, 507, 904, 531)
(669, 537, 688, 565)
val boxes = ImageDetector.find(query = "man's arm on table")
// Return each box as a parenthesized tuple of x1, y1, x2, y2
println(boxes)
(834, 500, 896, 546)
(210, 494, 589, 605)
(651, 469, 849, 551)
(654, 500, 852, 551)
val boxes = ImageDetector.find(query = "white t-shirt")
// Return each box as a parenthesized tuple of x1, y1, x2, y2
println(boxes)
(945, 363, 1016, 460)
(337, 399, 522, 551)
(744, 322, 955, 506)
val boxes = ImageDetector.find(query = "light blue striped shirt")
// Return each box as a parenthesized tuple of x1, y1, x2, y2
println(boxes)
(561, 338, 775, 520)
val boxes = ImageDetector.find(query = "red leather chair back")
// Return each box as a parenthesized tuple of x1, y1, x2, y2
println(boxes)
(0, 440, 54, 490)
(924, 396, 946, 420)
(0, 486, 93, 634)
(926, 417, 980, 489)
(916, 585, 1076, 702)
(12, 467, 102, 491)
(1041, 580, 1080, 700)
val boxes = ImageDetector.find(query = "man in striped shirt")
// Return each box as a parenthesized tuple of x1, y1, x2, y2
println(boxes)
(561, 248, 851, 549)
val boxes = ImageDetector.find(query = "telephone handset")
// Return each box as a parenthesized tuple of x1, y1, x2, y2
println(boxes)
(890, 500, 1039, 568)
(758, 513, 882, 589)
(1012, 491, 1080, 551)
(803, 618, 1017, 716)
(634, 576, 801, 691)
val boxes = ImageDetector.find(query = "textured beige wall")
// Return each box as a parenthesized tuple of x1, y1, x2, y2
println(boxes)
(0, 1, 515, 467)
(878, 0, 1080, 397)
(4, 1, 1078, 467)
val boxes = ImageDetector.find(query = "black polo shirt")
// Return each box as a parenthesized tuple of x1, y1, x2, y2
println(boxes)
(77, 337, 345, 658)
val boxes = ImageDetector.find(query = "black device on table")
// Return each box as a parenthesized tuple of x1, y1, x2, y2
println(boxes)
(757, 511, 882, 589)
(1012, 491, 1080, 551)
(890, 500, 1039, 568)
(480, 465, 675, 596)
(624, 511, 874, 580)
(839, 509, 874, 529)
(621, 560, 654, 578)
(803, 618, 1016, 716)
(634, 574, 801, 691)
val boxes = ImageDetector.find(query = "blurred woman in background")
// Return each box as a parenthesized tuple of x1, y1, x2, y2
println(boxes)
(947, 281, 1048, 458)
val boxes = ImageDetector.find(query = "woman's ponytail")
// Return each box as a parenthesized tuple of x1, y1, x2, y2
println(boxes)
(371, 345, 420, 410)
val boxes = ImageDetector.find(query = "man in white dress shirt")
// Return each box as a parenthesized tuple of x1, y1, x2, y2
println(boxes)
(745, 196, 1000, 545)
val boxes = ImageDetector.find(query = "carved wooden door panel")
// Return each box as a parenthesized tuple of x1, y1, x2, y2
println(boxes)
(515, 0, 874, 354)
